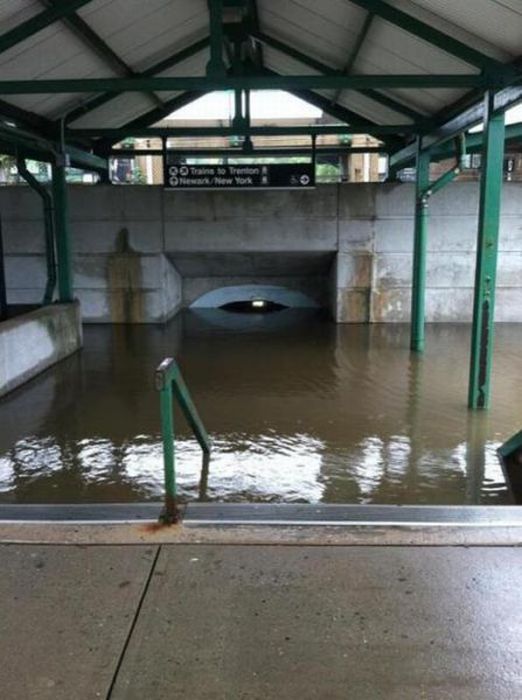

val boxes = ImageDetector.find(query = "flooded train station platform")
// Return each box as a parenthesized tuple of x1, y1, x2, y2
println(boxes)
(1, 310, 521, 507)
(1, 0, 522, 696)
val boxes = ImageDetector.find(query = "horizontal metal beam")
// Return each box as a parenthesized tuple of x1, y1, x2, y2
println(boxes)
(0, 0, 94, 55)
(347, 0, 519, 78)
(70, 124, 416, 139)
(390, 85, 522, 169)
(0, 74, 494, 95)
(110, 146, 389, 157)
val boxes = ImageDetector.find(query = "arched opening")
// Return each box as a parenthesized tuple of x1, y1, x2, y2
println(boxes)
(190, 284, 319, 310)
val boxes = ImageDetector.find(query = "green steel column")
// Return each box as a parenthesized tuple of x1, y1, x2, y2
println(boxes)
(160, 383, 178, 520)
(52, 163, 73, 302)
(410, 142, 431, 353)
(468, 93, 506, 410)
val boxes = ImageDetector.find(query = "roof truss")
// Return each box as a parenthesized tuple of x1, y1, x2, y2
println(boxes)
(0, 0, 519, 166)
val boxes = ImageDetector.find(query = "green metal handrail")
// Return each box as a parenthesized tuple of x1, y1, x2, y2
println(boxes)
(155, 357, 211, 523)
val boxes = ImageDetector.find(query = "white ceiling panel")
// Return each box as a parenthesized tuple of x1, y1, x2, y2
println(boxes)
(259, 0, 369, 71)
(77, 0, 208, 72)
(337, 90, 416, 125)
(68, 92, 160, 129)
(393, 0, 520, 60)
(0, 0, 40, 32)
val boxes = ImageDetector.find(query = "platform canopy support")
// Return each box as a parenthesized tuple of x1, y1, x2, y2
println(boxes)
(468, 92, 506, 410)
(410, 141, 431, 353)
(52, 162, 73, 303)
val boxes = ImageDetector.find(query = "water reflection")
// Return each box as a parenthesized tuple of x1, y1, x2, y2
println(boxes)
(0, 310, 518, 504)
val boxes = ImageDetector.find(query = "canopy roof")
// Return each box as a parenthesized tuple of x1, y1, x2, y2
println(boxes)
(0, 0, 520, 168)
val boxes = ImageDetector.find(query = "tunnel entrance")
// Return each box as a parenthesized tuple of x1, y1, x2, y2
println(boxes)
(220, 300, 288, 313)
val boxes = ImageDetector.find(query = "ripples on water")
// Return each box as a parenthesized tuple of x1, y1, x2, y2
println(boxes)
(0, 309, 518, 504)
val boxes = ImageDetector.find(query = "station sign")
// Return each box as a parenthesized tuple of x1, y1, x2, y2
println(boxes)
(164, 162, 315, 190)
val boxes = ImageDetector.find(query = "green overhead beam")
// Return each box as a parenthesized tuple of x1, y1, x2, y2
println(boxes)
(468, 93, 506, 410)
(0, 74, 492, 95)
(0, 0, 94, 55)
(70, 124, 416, 139)
(110, 146, 388, 157)
(66, 37, 210, 124)
(347, 0, 518, 79)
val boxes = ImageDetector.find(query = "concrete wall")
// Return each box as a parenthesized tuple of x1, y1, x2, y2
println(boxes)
(0, 302, 82, 397)
(1, 182, 522, 323)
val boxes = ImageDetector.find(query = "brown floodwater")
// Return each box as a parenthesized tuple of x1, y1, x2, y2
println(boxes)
(0, 309, 520, 505)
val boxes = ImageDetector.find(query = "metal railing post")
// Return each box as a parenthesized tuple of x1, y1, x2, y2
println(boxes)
(159, 382, 177, 521)
(155, 357, 211, 523)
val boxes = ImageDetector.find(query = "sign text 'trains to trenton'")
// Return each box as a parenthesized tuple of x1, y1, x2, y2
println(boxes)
(164, 162, 315, 190)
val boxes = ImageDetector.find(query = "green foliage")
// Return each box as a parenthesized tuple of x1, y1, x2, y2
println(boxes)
(316, 162, 341, 183)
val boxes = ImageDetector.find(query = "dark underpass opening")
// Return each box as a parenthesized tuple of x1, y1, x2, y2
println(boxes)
(220, 300, 289, 313)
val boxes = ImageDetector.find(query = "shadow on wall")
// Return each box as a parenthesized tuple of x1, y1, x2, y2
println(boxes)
(190, 284, 320, 309)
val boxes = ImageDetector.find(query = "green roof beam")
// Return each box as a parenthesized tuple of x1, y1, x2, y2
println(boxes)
(0, 73, 492, 94)
(69, 124, 417, 139)
(109, 146, 389, 157)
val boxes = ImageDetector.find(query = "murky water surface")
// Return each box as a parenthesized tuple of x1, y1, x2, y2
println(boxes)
(1, 310, 520, 504)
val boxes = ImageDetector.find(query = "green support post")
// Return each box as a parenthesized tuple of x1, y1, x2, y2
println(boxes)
(52, 162, 73, 302)
(468, 93, 506, 410)
(410, 142, 430, 352)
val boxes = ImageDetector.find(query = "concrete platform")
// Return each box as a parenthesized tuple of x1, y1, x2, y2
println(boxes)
(0, 544, 156, 700)
(0, 541, 520, 699)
